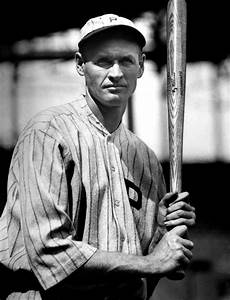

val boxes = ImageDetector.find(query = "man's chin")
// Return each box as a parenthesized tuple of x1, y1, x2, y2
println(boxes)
(105, 95, 126, 106)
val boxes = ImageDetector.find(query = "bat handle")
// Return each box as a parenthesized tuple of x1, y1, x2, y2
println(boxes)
(168, 270, 185, 280)
(168, 136, 186, 280)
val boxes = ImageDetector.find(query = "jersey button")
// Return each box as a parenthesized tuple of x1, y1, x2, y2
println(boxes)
(111, 166, 116, 172)
(114, 200, 120, 207)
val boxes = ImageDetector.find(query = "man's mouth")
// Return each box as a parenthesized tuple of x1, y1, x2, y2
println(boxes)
(106, 86, 125, 94)
(104, 85, 126, 90)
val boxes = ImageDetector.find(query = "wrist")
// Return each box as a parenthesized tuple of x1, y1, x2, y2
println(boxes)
(142, 254, 163, 278)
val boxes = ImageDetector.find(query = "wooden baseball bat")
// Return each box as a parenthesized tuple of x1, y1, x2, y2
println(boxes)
(166, 0, 187, 280)
(166, 0, 187, 194)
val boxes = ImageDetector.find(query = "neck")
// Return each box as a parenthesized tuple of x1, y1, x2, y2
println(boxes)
(100, 106, 123, 133)
(85, 91, 126, 133)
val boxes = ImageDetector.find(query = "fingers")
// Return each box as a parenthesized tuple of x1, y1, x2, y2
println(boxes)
(168, 230, 194, 262)
(168, 199, 194, 212)
(180, 246, 193, 264)
(168, 227, 194, 259)
(165, 217, 196, 228)
(165, 209, 196, 227)
(149, 225, 194, 277)
(182, 238, 194, 251)
(160, 191, 190, 208)
(164, 192, 196, 227)
(176, 244, 193, 273)
(166, 228, 194, 268)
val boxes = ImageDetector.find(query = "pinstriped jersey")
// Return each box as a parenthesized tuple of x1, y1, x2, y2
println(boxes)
(0, 94, 166, 299)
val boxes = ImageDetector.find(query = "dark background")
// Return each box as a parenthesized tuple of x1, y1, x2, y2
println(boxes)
(1, 0, 230, 63)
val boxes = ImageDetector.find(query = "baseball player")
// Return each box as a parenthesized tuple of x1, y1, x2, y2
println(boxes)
(0, 14, 195, 299)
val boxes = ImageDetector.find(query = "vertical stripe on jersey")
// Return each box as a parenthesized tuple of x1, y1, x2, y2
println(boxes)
(0, 96, 166, 296)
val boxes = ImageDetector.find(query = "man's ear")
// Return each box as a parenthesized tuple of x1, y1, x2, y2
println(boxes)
(137, 53, 146, 78)
(75, 52, 85, 76)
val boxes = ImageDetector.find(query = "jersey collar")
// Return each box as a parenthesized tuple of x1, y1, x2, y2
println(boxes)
(80, 89, 123, 138)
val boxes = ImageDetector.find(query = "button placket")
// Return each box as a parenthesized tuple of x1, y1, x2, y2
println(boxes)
(104, 136, 118, 206)
(114, 199, 120, 207)
(108, 142, 122, 209)
(111, 166, 116, 172)
(104, 135, 127, 250)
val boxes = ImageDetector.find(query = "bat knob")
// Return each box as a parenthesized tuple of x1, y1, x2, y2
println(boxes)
(167, 269, 185, 280)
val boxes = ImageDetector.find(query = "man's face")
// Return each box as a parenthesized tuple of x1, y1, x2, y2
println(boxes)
(80, 35, 144, 108)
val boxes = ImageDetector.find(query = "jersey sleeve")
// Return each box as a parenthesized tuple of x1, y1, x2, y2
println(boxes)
(18, 127, 97, 290)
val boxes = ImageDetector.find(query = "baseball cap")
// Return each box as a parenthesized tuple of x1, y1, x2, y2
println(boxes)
(78, 14, 146, 49)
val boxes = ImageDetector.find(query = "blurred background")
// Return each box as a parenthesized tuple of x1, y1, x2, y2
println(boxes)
(0, 1, 230, 299)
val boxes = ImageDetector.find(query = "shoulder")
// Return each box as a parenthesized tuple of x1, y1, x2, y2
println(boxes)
(11, 98, 85, 160)
(19, 98, 83, 139)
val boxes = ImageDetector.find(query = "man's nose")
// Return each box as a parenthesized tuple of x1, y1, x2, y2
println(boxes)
(108, 63, 123, 80)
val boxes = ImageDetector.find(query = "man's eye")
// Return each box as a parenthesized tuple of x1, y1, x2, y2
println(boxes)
(96, 59, 112, 68)
(120, 58, 134, 67)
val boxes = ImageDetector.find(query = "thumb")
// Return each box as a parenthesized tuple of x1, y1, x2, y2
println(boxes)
(160, 192, 178, 207)
(170, 225, 188, 237)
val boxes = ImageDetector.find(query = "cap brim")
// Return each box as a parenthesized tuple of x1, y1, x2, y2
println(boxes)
(78, 24, 146, 49)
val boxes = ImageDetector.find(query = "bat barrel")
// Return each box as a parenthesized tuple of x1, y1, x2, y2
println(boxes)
(166, 0, 187, 193)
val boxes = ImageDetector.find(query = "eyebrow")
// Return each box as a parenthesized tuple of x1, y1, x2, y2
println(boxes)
(95, 53, 136, 61)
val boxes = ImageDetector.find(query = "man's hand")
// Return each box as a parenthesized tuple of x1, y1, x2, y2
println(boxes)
(158, 192, 196, 229)
(146, 225, 193, 277)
